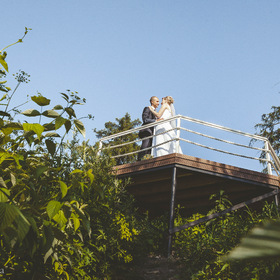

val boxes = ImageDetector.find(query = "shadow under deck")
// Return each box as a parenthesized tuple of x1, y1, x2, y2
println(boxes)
(114, 153, 279, 216)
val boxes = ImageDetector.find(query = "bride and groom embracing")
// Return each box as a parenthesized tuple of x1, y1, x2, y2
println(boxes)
(138, 96, 182, 161)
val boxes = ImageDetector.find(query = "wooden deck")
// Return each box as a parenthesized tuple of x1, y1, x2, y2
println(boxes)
(114, 153, 280, 216)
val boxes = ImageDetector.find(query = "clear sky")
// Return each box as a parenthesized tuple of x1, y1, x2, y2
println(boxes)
(2, 0, 280, 149)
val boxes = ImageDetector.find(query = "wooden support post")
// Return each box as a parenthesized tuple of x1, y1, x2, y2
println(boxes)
(167, 166, 177, 258)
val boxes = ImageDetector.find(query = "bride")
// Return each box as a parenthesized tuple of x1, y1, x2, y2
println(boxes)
(149, 96, 182, 157)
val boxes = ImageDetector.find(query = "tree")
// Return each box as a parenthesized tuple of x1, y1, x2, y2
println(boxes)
(94, 112, 141, 165)
(254, 105, 280, 155)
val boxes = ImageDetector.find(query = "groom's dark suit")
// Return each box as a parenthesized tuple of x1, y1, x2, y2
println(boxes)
(138, 106, 156, 160)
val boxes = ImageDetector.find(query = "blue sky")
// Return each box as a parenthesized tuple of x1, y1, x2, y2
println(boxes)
(2, 0, 280, 150)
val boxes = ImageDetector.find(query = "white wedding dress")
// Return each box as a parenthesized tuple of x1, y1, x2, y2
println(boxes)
(152, 105, 182, 157)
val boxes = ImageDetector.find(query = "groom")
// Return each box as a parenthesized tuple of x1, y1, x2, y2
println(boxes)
(138, 96, 161, 160)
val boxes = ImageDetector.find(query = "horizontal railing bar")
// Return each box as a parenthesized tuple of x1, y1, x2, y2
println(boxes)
(180, 138, 268, 162)
(100, 114, 267, 142)
(102, 127, 176, 150)
(99, 116, 179, 141)
(180, 115, 267, 141)
(180, 127, 266, 152)
(111, 138, 178, 159)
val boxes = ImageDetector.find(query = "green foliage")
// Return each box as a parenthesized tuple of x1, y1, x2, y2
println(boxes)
(0, 34, 155, 279)
(172, 201, 280, 279)
(226, 220, 280, 261)
(94, 112, 141, 165)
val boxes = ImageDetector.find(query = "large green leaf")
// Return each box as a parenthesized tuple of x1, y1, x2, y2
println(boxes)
(225, 220, 280, 261)
(23, 123, 44, 138)
(42, 110, 60, 118)
(52, 210, 67, 228)
(45, 139, 56, 156)
(53, 104, 63, 110)
(55, 116, 66, 130)
(59, 181, 67, 199)
(1, 121, 22, 135)
(21, 109, 41, 117)
(0, 203, 31, 242)
(31, 95, 50, 106)
(74, 119, 86, 137)
(46, 200, 62, 220)
(0, 188, 10, 202)
(65, 107, 76, 118)
(71, 213, 80, 232)
(64, 120, 71, 133)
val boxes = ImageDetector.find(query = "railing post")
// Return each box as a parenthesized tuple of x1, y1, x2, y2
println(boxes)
(265, 140, 272, 175)
(97, 140, 103, 156)
(176, 117, 181, 153)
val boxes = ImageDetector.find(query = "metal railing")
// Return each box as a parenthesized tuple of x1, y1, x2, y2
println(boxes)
(98, 115, 280, 175)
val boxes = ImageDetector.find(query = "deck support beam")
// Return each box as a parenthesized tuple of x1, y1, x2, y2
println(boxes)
(167, 166, 177, 258)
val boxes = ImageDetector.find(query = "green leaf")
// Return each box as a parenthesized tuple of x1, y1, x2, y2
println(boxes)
(44, 132, 61, 137)
(70, 169, 83, 174)
(52, 210, 67, 228)
(42, 110, 60, 118)
(45, 139, 56, 156)
(60, 92, 69, 101)
(43, 123, 56, 131)
(55, 116, 66, 130)
(1, 127, 13, 135)
(59, 181, 67, 199)
(0, 94, 7, 101)
(0, 188, 10, 202)
(46, 201, 62, 220)
(0, 203, 30, 242)
(87, 169, 94, 184)
(64, 120, 71, 133)
(53, 105, 63, 110)
(10, 173, 16, 186)
(23, 123, 45, 138)
(65, 107, 76, 118)
(36, 166, 48, 179)
(225, 220, 280, 261)
(31, 95, 50, 106)
(42, 224, 54, 256)
(74, 119, 86, 137)
(71, 213, 80, 232)
(0, 54, 8, 72)
(0, 177, 7, 188)
(44, 246, 53, 264)
(0, 110, 10, 117)
(21, 109, 41, 117)
(1, 122, 22, 135)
